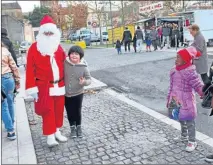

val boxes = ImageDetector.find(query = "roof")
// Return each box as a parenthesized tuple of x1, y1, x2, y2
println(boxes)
(2, 2, 21, 10)
(134, 18, 155, 24)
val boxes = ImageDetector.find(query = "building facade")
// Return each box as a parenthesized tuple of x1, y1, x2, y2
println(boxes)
(2, 15, 24, 43)
(2, 2, 23, 20)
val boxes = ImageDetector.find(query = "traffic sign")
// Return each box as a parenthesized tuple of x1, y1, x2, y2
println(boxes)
(92, 22, 97, 27)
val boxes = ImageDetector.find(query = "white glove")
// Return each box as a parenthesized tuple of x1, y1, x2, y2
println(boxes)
(30, 93, 38, 102)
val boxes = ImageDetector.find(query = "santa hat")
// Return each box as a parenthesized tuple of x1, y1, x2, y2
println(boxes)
(40, 15, 55, 26)
(39, 15, 57, 33)
(177, 46, 201, 63)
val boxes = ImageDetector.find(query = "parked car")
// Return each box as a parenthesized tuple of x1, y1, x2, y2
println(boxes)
(102, 31, 108, 41)
(19, 41, 31, 54)
(69, 33, 78, 41)
(90, 33, 99, 42)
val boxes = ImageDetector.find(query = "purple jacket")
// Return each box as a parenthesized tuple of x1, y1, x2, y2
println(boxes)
(167, 65, 203, 121)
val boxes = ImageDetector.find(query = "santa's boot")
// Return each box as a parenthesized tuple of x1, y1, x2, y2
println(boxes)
(47, 134, 59, 147)
(55, 128, 68, 142)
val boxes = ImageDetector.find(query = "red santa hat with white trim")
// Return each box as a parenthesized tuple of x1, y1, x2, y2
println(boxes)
(39, 15, 58, 34)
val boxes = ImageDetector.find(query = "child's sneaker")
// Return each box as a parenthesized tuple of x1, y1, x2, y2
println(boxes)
(205, 154, 213, 163)
(174, 135, 188, 142)
(185, 141, 197, 152)
(7, 132, 16, 140)
(76, 125, 83, 138)
(70, 126, 77, 138)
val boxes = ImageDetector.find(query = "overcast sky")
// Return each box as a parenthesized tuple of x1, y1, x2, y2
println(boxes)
(2, 1, 40, 13)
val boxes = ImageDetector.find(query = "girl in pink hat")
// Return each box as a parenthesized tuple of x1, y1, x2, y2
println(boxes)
(167, 46, 203, 152)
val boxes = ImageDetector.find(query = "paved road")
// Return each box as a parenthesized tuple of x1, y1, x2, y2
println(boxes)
(26, 91, 213, 164)
(62, 46, 213, 139)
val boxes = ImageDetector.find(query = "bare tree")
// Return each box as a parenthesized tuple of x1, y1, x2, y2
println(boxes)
(94, 0, 103, 44)
(71, 2, 88, 30)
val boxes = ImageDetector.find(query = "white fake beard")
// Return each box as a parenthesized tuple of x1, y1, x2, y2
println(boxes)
(36, 28, 61, 57)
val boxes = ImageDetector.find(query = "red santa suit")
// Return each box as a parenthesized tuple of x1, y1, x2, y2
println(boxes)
(25, 16, 66, 136)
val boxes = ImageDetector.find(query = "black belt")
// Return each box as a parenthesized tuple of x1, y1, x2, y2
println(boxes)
(36, 78, 63, 84)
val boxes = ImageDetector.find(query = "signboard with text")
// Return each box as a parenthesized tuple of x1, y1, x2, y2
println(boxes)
(139, 2, 164, 14)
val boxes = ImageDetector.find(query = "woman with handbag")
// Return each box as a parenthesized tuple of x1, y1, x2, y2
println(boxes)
(1, 42, 20, 140)
(167, 47, 203, 152)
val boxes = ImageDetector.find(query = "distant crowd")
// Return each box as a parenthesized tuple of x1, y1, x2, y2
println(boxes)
(115, 22, 185, 54)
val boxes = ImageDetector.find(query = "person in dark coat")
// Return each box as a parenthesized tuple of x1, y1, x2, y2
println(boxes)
(203, 61, 213, 163)
(115, 39, 122, 54)
(150, 26, 158, 51)
(171, 24, 180, 48)
(132, 35, 137, 53)
(1, 28, 18, 66)
(180, 25, 184, 46)
(122, 27, 132, 52)
(169, 23, 173, 47)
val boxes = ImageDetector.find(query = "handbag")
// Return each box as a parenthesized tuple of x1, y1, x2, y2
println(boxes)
(201, 84, 213, 109)
(168, 99, 181, 121)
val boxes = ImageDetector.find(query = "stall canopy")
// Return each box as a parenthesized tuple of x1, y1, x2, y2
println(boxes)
(134, 17, 155, 24)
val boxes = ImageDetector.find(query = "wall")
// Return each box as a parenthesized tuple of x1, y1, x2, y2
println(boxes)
(1, 15, 24, 43)
(24, 23, 34, 43)
(2, 9, 23, 20)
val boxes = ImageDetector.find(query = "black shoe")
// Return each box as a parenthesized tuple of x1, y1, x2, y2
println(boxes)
(76, 125, 83, 138)
(205, 154, 213, 163)
(7, 132, 16, 140)
(70, 126, 77, 138)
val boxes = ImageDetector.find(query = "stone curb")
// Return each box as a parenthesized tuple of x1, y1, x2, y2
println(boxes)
(15, 97, 37, 164)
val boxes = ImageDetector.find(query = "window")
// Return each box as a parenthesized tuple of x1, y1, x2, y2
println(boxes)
(102, 32, 108, 35)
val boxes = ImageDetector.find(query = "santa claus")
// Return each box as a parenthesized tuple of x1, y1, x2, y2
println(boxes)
(25, 15, 67, 147)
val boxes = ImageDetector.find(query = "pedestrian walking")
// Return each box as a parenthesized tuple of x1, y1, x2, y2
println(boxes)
(64, 45, 91, 138)
(161, 23, 171, 49)
(169, 23, 173, 48)
(189, 24, 210, 85)
(115, 39, 122, 54)
(150, 26, 158, 51)
(134, 26, 144, 52)
(122, 27, 132, 52)
(157, 25, 163, 46)
(25, 15, 68, 147)
(1, 42, 20, 140)
(145, 30, 152, 52)
(133, 35, 137, 53)
(167, 47, 203, 152)
(180, 25, 184, 46)
(1, 28, 18, 66)
(171, 24, 180, 48)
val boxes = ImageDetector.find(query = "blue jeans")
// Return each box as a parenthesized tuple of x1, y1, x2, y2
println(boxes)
(1, 73, 15, 132)
(117, 48, 121, 54)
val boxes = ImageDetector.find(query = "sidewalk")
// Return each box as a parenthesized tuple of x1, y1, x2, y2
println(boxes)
(25, 88, 213, 164)
(1, 66, 107, 164)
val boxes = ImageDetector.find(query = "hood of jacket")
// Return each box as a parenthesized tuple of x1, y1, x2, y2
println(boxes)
(65, 57, 87, 67)
(2, 47, 10, 56)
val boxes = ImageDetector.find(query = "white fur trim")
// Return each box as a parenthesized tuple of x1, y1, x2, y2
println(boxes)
(49, 86, 65, 96)
(39, 23, 57, 33)
(26, 86, 39, 95)
(50, 56, 60, 81)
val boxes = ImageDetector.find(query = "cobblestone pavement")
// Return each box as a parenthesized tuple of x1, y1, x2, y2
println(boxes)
(26, 90, 213, 164)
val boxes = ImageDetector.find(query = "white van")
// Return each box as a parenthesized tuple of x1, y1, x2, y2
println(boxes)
(180, 10, 213, 46)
